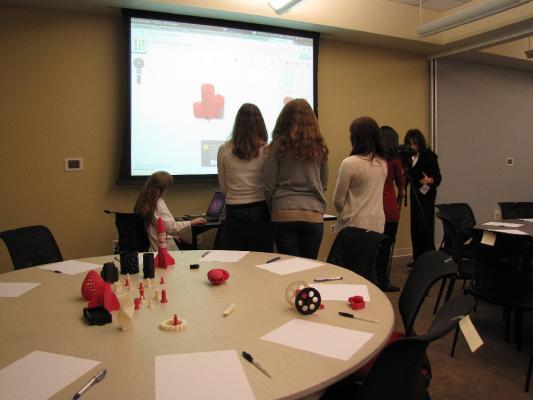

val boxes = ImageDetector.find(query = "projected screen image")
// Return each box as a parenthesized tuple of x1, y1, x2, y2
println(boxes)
(129, 16, 316, 177)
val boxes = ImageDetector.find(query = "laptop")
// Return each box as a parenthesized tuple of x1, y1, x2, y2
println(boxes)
(204, 191, 226, 222)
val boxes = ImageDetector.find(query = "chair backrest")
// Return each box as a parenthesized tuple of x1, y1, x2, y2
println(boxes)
(0, 225, 63, 270)
(498, 202, 533, 219)
(435, 203, 476, 245)
(436, 212, 465, 263)
(112, 212, 150, 253)
(362, 295, 475, 400)
(327, 227, 388, 284)
(399, 250, 458, 336)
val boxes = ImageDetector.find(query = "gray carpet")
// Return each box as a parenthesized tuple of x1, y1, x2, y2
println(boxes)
(387, 256, 531, 400)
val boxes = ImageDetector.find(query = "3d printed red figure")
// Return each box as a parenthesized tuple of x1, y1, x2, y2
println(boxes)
(155, 218, 175, 268)
(134, 297, 142, 310)
(172, 314, 180, 326)
(160, 276, 165, 285)
(207, 269, 230, 285)
(160, 289, 168, 303)
(348, 295, 365, 310)
(193, 84, 224, 120)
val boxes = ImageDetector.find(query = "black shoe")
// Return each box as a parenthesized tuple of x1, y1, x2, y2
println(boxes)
(379, 284, 401, 292)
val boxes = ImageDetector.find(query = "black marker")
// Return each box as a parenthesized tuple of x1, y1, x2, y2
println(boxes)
(266, 256, 281, 263)
(338, 311, 379, 324)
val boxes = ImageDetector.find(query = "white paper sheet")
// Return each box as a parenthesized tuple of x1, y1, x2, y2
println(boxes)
(485, 229, 529, 235)
(310, 284, 370, 301)
(199, 250, 249, 263)
(38, 260, 100, 275)
(256, 258, 323, 275)
(483, 221, 523, 228)
(0, 282, 41, 298)
(520, 219, 533, 223)
(0, 351, 100, 400)
(155, 350, 255, 400)
(261, 319, 374, 360)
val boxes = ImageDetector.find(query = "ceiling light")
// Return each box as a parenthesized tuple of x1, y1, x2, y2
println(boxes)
(269, 0, 306, 15)
(417, 0, 531, 37)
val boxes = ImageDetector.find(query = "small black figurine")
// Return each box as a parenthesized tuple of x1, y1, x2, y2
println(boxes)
(143, 252, 155, 279)
(100, 262, 119, 283)
(119, 250, 139, 275)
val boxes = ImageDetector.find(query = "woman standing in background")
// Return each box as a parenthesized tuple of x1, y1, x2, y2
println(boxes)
(404, 129, 442, 264)
(333, 117, 387, 235)
(217, 103, 270, 250)
(375, 126, 405, 292)
(264, 99, 329, 259)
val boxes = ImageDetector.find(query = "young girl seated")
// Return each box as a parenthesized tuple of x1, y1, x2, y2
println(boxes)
(134, 171, 206, 251)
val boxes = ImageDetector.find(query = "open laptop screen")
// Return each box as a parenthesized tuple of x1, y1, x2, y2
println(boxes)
(206, 192, 225, 220)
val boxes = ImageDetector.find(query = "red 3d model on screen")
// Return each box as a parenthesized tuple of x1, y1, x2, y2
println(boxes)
(193, 84, 225, 120)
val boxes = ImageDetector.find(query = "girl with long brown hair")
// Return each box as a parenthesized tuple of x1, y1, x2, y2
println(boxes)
(134, 171, 205, 251)
(264, 99, 329, 259)
(217, 103, 271, 250)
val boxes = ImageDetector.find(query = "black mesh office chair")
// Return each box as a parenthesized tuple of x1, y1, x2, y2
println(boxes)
(434, 203, 479, 313)
(0, 225, 63, 270)
(327, 227, 388, 284)
(498, 202, 533, 219)
(321, 295, 476, 400)
(355, 250, 458, 379)
(105, 210, 150, 253)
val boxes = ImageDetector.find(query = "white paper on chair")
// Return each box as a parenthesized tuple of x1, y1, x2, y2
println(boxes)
(0, 282, 41, 298)
(200, 251, 249, 263)
(520, 218, 533, 223)
(309, 284, 370, 301)
(155, 350, 255, 400)
(261, 319, 374, 360)
(0, 350, 100, 400)
(38, 260, 100, 275)
(483, 221, 523, 228)
(256, 258, 323, 275)
(485, 229, 529, 235)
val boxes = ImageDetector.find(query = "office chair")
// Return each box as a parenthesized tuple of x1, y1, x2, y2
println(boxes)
(433, 203, 479, 314)
(0, 225, 63, 270)
(321, 295, 476, 400)
(498, 202, 533, 219)
(327, 227, 388, 284)
(104, 210, 149, 253)
(355, 250, 458, 378)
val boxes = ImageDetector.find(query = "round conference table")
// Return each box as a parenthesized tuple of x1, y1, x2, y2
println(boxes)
(0, 251, 394, 400)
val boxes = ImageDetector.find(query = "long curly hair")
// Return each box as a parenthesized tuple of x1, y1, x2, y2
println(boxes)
(134, 171, 173, 223)
(230, 103, 267, 160)
(271, 99, 328, 162)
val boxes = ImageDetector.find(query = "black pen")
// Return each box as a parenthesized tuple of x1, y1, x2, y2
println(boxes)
(201, 251, 210, 258)
(242, 351, 272, 378)
(266, 256, 281, 263)
(73, 368, 107, 399)
(54, 270, 62, 274)
(338, 311, 379, 324)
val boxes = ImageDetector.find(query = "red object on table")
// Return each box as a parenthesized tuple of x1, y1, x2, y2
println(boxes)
(161, 289, 168, 303)
(348, 295, 365, 310)
(155, 218, 175, 268)
(207, 269, 230, 285)
(81, 270, 104, 301)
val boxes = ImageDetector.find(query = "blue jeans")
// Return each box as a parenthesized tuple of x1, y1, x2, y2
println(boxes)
(275, 221, 323, 259)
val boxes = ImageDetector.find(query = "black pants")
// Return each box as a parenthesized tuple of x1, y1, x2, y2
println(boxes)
(375, 221, 398, 286)
(410, 189, 436, 260)
(275, 221, 323, 260)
